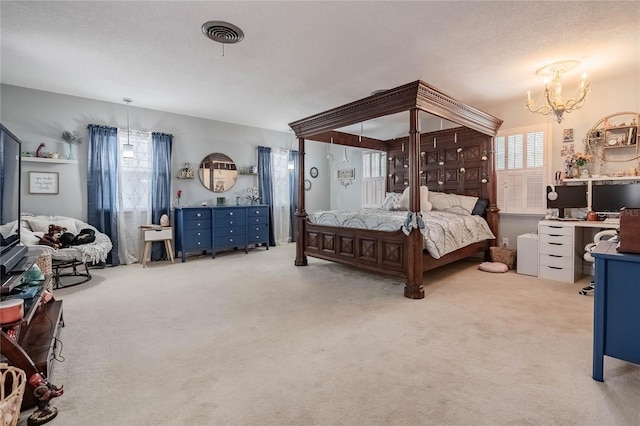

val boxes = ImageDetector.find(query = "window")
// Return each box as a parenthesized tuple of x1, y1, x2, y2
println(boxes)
(495, 124, 550, 214)
(362, 151, 387, 208)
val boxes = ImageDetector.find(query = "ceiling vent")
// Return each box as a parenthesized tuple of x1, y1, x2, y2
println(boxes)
(201, 21, 244, 44)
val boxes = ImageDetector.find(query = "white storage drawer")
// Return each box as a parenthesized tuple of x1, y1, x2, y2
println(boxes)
(143, 228, 172, 241)
(539, 233, 573, 245)
(539, 225, 573, 236)
(539, 264, 574, 282)
(539, 241, 573, 256)
(539, 253, 570, 268)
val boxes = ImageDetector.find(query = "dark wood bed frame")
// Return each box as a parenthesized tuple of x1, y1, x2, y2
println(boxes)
(289, 81, 503, 299)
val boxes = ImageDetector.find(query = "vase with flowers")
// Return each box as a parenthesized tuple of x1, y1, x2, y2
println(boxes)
(176, 189, 182, 207)
(562, 144, 592, 178)
(61, 130, 82, 160)
(245, 187, 260, 205)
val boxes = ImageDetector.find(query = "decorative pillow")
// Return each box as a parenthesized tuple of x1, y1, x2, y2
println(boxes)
(478, 262, 508, 273)
(0, 220, 18, 238)
(381, 192, 402, 211)
(428, 192, 478, 215)
(27, 218, 78, 236)
(472, 198, 490, 216)
(20, 228, 42, 246)
(399, 186, 432, 212)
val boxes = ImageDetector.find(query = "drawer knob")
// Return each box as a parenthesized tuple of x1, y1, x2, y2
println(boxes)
(255, 210, 259, 214)
(230, 230, 233, 233)
(197, 232, 201, 236)
(197, 242, 201, 245)
(230, 238, 233, 242)
(197, 213, 201, 217)
(229, 212, 234, 216)
(230, 221, 233, 225)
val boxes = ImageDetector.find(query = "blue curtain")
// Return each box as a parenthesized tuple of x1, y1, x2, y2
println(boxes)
(150, 132, 173, 261)
(257, 146, 275, 246)
(289, 150, 299, 242)
(87, 124, 120, 266)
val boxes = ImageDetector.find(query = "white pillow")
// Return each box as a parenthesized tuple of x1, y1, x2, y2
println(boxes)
(399, 186, 433, 212)
(0, 220, 18, 238)
(381, 192, 402, 211)
(27, 218, 78, 235)
(20, 228, 42, 246)
(428, 192, 478, 215)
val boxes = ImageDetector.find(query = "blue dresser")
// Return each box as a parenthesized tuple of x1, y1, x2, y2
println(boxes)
(591, 240, 640, 381)
(175, 205, 269, 262)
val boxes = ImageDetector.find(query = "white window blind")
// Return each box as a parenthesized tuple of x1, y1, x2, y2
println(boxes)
(362, 151, 386, 207)
(495, 124, 550, 214)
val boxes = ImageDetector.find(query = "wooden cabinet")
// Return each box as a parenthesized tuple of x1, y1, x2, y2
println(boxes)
(174, 205, 269, 262)
(1, 274, 64, 409)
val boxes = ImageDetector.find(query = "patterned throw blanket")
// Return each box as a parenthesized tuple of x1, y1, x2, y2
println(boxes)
(307, 209, 495, 259)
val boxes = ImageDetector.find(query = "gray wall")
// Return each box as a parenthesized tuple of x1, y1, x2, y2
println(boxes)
(1, 84, 294, 220)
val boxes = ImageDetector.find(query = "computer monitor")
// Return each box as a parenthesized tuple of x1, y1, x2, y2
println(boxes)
(592, 183, 640, 215)
(546, 185, 588, 218)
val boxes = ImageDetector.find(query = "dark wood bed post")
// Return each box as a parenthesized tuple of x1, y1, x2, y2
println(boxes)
(294, 136, 308, 266)
(404, 108, 425, 299)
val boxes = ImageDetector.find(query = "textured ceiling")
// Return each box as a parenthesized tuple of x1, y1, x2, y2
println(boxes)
(1, 1, 639, 139)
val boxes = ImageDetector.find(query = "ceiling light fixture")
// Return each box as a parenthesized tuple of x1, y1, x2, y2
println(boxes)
(526, 60, 590, 124)
(202, 21, 244, 56)
(123, 98, 134, 158)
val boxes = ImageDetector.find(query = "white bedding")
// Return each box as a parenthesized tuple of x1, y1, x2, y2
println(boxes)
(307, 208, 495, 259)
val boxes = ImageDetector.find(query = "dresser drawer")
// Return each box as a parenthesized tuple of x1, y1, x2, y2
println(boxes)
(539, 253, 571, 268)
(248, 215, 268, 225)
(215, 225, 245, 238)
(539, 225, 573, 236)
(214, 208, 244, 219)
(215, 235, 243, 247)
(247, 206, 268, 217)
(539, 233, 573, 245)
(185, 219, 211, 231)
(182, 209, 211, 221)
(539, 241, 573, 256)
(539, 264, 574, 282)
(184, 229, 211, 249)
(248, 224, 269, 242)
(215, 216, 246, 227)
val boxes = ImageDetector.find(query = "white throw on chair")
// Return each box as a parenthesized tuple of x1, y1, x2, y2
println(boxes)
(580, 229, 618, 295)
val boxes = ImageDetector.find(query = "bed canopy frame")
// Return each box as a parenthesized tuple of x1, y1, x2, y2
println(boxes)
(289, 80, 503, 299)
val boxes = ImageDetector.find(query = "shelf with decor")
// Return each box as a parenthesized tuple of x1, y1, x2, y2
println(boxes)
(21, 156, 78, 164)
(570, 176, 640, 183)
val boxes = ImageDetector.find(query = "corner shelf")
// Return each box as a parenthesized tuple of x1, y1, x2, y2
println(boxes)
(22, 157, 78, 164)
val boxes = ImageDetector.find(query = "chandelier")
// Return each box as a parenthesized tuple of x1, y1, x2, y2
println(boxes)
(526, 60, 590, 124)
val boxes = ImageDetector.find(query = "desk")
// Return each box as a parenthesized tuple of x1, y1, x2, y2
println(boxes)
(537, 219, 618, 283)
(591, 240, 640, 381)
(140, 226, 175, 267)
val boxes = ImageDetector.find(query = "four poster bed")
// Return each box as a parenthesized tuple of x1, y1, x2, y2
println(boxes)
(288, 81, 503, 299)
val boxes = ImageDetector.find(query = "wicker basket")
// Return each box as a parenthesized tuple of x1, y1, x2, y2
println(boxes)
(36, 251, 52, 276)
(0, 363, 26, 426)
(489, 246, 517, 270)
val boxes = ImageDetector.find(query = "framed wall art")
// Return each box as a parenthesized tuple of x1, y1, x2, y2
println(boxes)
(563, 128, 574, 143)
(29, 171, 59, 194)
(337, 168, 355, 187)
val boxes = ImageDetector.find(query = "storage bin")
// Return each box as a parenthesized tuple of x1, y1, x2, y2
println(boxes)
(490, 246, 517, 270)
(0, 363, 26, 426)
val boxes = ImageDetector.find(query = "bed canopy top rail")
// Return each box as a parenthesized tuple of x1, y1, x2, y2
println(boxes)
(288, 80, 503, 140)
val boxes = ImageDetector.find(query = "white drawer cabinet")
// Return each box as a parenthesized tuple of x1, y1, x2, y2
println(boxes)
(538, 221, 582, 283)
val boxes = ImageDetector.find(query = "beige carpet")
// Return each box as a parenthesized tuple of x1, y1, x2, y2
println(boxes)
(20, 244, 640, 425)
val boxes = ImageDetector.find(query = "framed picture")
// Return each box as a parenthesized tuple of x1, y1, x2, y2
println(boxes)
(29, 171, 59, 194)
(337, 168, 355, 187)
(563, 128, 574, 143)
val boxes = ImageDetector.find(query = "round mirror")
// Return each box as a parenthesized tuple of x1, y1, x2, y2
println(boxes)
(198, 153, 237, 193)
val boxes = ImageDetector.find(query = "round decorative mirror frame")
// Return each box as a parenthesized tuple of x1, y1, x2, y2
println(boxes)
(310, 166, 319, 178)
(304, 179, 312, 191)
(198, 153, 238, 193)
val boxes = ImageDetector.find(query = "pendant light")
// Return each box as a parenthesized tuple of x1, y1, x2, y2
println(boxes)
(122, 98, 134, 158)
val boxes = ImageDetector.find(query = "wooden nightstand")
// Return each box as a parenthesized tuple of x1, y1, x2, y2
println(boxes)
(140, 226, 175, 267)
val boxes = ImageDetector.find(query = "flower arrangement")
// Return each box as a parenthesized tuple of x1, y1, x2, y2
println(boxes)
(176, 189, 182, 206)
(61, 131, 82, 145)
(561, 143, 592, 171)
(61, 130, 82, 160)
(245, 187, 260, 203)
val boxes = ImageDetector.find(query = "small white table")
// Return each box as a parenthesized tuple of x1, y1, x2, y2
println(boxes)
(140, 226, 175, 267)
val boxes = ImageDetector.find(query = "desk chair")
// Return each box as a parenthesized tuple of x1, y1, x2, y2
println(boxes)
(580, 230, 618, 295)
